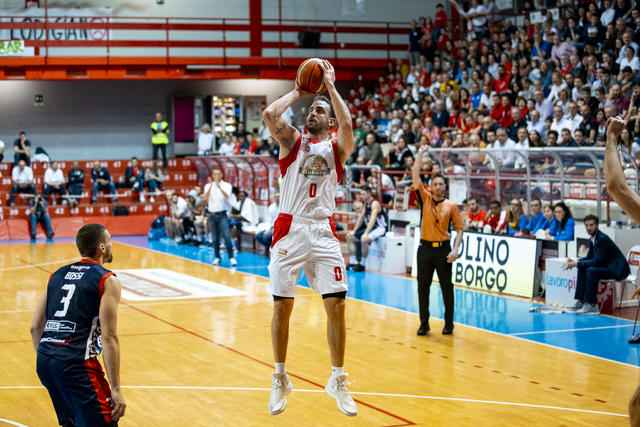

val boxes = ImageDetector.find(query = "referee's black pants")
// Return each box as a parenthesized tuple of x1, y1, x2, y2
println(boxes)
(417, 241, 454, 328)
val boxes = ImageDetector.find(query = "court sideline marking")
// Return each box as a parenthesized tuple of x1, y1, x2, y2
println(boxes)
(113, 240, 640, 369)
(512, 324, 636, 336)
(0, 418, 28, 427)
(0, 385, 627, 419)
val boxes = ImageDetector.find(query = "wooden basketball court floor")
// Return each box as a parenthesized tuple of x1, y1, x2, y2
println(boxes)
(0, 238, 637, 427)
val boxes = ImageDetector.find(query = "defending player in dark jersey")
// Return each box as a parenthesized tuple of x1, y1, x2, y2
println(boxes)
(30, 224, 125, 426)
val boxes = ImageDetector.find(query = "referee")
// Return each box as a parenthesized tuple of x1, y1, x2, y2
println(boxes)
(412, 149, 464, 336)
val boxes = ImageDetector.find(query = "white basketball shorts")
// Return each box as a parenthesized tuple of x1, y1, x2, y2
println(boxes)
(268, 213, 348, 298)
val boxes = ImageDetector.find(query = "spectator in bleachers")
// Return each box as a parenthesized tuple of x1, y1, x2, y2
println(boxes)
(145, 161, 166, 203)
(492, 128, 517, 168)
(524, 198, 546, 235)
(482, 200, 506, 234)
(409, 20, 423, 66)
(388, 136, 414, 170)
(90, 163, 118, 204)
(13, 131, 31, 166)
(256, 193, 280, 255)
(164, 191, 189, 243)
(546, 201, 576, 241)
(204, 168, 236, 267)
(219, 136, 235, 156)
(197, 123, 215, 156)
(464, 197, 486, 232)
(229, 189, 260, 243)
(123, 157, 145, 203)
(181, 189, 206, 244)
(66, 161, 85, 207)
(150, 112, 170, 168)
(541, 204, 554, 232)
(348, 186, 387, 272)
(506, 199, 528, 237)
(9, 159, 35, 206)
(43, 161, 67, 205)
(27, 193, 54, 243)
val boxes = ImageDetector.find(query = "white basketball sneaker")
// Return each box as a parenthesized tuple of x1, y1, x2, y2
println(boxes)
(269, 373, 293, 415)
(212, 258, 220, 266)
(325, 373, 357, 416)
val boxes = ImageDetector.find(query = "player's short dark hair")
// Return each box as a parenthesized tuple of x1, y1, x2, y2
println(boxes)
(312, 95, 334, 117)
(431, 173, 447, 185)
(584, 214, 599, 225)
(76, 224, 107, 258)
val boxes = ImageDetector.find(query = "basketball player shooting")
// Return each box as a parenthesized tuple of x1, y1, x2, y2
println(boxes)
(262, 59, 357, 416)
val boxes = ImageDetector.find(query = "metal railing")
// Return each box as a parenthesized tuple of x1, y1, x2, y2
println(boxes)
(423, 147, 639, 221)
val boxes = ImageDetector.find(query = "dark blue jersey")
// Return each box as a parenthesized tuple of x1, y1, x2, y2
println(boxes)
(38, 259, 114, 362)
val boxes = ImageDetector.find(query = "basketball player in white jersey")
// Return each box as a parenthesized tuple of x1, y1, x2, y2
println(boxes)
(262, 60, 357, 416)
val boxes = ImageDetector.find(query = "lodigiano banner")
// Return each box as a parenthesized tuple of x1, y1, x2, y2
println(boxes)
(0, 7, 112, 42)
(451, 231, 540, 298)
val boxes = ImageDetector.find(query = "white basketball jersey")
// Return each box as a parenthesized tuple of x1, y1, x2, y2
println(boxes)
(278, 133, 344, 219)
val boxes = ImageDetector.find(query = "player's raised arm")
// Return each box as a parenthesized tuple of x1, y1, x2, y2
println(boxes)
(262, 88, 302, 158)
(605, 117, 640, 223)
(99, 275, 126, 421)
(319, 60, 354, 163)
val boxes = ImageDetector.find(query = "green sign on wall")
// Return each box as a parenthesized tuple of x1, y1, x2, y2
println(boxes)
(0, 40, 26, 56)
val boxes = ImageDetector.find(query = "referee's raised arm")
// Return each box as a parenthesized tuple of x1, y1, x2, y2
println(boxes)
(412, 149, 430, 197)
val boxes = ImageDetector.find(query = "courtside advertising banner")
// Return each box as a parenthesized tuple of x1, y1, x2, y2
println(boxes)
(451, 232, 539, 298)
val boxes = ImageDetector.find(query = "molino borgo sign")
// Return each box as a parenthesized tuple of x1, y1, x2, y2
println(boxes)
(451, 232, 539, 298)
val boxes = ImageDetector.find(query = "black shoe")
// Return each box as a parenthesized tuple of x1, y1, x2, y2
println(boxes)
(352, 264, 365, 272)
(442, 325, 454, 335)
(417, 323, 430, 336)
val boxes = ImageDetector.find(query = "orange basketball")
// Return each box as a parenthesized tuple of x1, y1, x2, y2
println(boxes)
(296, 58, 326, 94)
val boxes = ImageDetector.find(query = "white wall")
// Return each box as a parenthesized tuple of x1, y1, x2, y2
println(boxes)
(1, 0, 433, 22)
(0, 0, 250, 19)
(0, 79, 293, 161)
(263, 0, 435, 23)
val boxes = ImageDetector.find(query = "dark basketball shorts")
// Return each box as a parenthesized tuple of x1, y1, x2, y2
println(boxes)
(37, 353, 116, 427)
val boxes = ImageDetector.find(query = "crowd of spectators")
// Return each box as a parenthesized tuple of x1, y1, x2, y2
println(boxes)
(461, 196, 576, 241)
(343, 0, 640, 198)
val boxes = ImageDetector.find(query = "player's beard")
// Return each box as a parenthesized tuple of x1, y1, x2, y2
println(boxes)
(306, 117, 325, 135)
(104, 247, 113, 263)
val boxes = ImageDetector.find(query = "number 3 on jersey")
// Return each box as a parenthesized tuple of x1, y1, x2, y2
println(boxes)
(308, 183, 317, 198)
(54, 284, 76, 317)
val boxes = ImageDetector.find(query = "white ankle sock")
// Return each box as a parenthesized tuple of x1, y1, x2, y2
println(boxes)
(275, 363, 286, 374)
(332, 366, 345, 377)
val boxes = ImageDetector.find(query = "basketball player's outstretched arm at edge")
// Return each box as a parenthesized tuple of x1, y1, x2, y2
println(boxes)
(605, 117, 640, 223)
(100, 276, 126, 421)
(262, 88, 302, 159)
(319, 60, 354, 163)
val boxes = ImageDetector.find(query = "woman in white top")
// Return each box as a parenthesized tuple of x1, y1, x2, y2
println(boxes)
(619, 46, 640, 72)
(197, 123, 215, 156)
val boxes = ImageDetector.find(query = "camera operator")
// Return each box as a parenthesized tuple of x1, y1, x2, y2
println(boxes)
(28, 193, 54, 243)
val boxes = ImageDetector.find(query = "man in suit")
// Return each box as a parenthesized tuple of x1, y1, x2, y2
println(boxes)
(565, 214, 630, 314)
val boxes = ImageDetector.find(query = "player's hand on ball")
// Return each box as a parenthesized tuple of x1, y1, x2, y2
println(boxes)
(607, 116, 626, 137)
(320, 60, 335, 88)
(110, 389, 126, 421)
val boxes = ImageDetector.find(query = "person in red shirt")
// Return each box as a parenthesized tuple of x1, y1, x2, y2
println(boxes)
(434, 3, 448, 31)
(482, 200, 506, 234)
(465, 197, 486, 231)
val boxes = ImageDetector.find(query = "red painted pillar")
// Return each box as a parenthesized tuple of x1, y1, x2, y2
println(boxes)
(249, 0, 262, 57)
